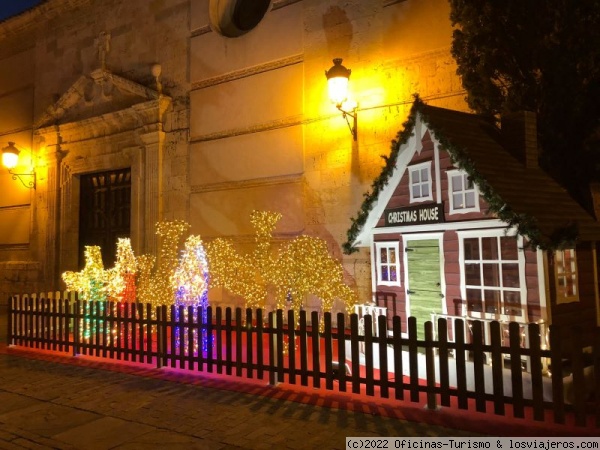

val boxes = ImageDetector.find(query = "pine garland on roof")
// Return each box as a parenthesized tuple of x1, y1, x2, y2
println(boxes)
(341, 97, 420, 254)
(343, 96, 579, 254)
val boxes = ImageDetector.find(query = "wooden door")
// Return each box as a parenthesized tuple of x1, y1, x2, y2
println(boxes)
(78, 168, 131, 268)
(406, 239, 443, 339)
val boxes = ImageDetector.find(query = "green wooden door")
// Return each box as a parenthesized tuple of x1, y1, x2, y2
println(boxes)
(406, 239, 443, 339)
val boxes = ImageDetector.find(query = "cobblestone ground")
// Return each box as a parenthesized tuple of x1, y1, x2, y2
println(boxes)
(0, 353, 483, 450)
(0, 304, 482, 449)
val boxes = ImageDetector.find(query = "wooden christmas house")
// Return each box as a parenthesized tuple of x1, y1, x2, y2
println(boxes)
(345, 98, 600, 351)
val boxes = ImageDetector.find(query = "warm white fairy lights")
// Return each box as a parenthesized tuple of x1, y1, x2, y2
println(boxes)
(206, 210, 357, 317)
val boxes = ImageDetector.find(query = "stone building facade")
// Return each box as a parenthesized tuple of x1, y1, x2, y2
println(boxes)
(0, 0, 466, 308)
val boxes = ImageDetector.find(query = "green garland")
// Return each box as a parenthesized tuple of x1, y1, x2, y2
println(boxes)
(342, 95, 579, 254)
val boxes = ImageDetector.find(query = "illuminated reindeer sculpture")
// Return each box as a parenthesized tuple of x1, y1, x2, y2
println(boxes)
(206, 210, 357, 318)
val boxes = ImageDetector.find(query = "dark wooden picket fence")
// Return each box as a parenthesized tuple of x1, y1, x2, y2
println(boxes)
(6, 292, 600, 429)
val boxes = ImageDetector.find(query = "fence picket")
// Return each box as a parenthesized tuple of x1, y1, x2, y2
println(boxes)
(337, 313, 347, 393)
(276, 309, 284, 383)
(156, 305, 164, 368)
(425, 321, 436, 410)
(509, 321, 525, 419)
(226, 307, 233, 376)
(325, 312, 334, 391)
(205, 306, 213, 372)
(146, 303, 153, 364)
(528, 322, 544, 421)
(408, 317, 419, 403)
(256, 308, 263, 380)
(287, 309, 296, 384)
(299, 310, 308, 386)
(235, 307, 243, 377)
(350, 313, 360, 394)
(7, 296, 13, 346)
(187, 305, 195, 371)
(246, 308, 253, 379)
(312, 311, 321, 389)
(377, 315, 388, 398)
(454, 319, 468, 410)
(437, 318, 450, 407)
(471, 320, 486, 413)
(73, 299, 80, 356)
(364, 314, 375, 396)
(215, 306, 222, 374)
(392, 316, 403, 401)
(268, 311, 276, 385)
(489, 321, 505, 416)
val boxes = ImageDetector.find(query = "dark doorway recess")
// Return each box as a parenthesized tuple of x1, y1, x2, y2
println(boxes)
(78, 168, 131, 268)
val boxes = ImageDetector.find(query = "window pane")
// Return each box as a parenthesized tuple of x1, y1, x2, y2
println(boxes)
(421, 168, 429, 181)
(481, 237, 498, 260)
(380, 249, 388, 263)
(555, 251, 564, 264)
(381, 266, 389, 281)
(500, 236, 518, 260)
(503, 291, 522, 316)
(465, 191, 476, 208)
(466, 288, 482, 312)
(464, 238, 479, 260)
(502, 263, 520, 288)
(453, 193, 463, 208)
(484, 290, 500, 314)
(482, 263, 500, 286)
(452, 175, 462, 191)
(465, 175, 474, 189)
(465, 263, 481, 285)
(567, 275, 577, 296)
(389, 249, 396, 264)
(422, 183, 429, 197)
(412, 169, 420, 183)
(390, 266, 397, 282)
(412, 185, 420, 198)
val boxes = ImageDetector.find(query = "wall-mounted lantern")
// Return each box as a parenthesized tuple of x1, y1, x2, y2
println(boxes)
(1, 142, 36, 189)
(325, 58, 357, 141)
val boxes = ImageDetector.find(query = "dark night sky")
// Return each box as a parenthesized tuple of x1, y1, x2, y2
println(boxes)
(0, 0, 43, 22)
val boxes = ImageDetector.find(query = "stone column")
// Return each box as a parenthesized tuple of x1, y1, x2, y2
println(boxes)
(139, 129, 165, 256)
(34, 129, 64, 290)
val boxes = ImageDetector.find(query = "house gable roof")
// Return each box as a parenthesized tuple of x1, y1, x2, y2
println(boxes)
(344, 97, 600, 253)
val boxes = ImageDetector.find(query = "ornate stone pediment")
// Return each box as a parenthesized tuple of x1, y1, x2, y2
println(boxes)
(34, 68, 171, 133)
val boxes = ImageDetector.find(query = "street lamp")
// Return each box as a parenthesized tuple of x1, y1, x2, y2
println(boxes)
(325, 58, 357, 141)
(1, 142, 36, 189)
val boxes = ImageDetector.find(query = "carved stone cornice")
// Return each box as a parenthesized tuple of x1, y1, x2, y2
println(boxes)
(0, 0, 92, 41)
(272, 0, 303, 11)
(191, 173, 302, 194)
(191, 54, 303, 91)
(190, 114, 303, 143)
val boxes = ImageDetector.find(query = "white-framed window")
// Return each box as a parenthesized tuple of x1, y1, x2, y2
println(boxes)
(408, 161, 433, 203)
(460, 232, 525, 318)
(447, 169, 479, 214)
(554, 248, 579, 304)
(375, 242, 401, 286)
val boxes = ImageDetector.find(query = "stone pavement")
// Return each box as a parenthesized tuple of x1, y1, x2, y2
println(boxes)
(0, 303, 484, 450)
